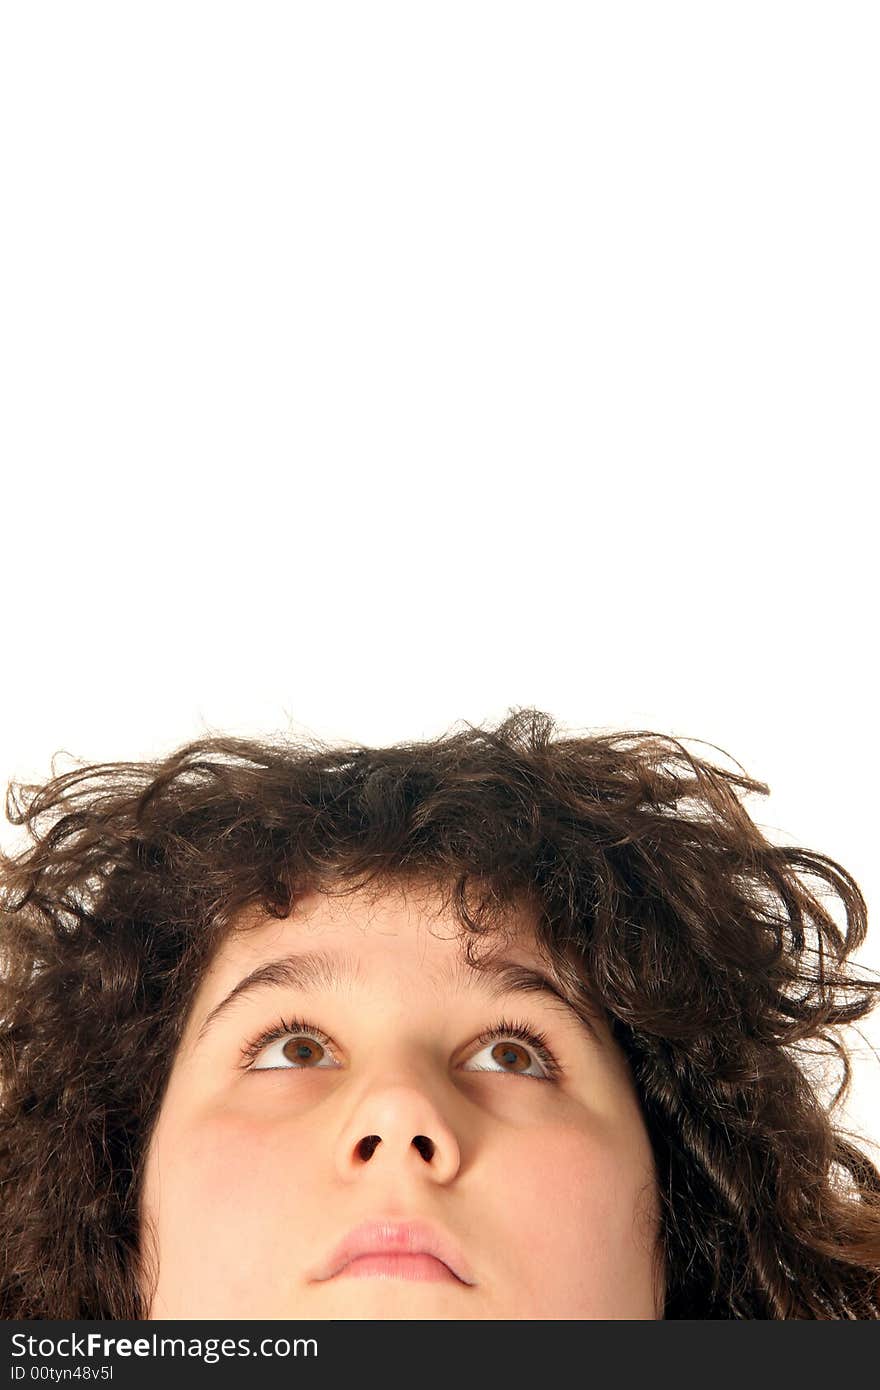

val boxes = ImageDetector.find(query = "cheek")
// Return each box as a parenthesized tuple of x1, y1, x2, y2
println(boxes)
(181, 1104, 298, 1191)
(142, 1103, 319, 1316)
(480, 1118, 660, 1318)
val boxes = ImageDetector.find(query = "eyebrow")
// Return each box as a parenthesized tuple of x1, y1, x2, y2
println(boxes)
(194, 948, 602, 1048)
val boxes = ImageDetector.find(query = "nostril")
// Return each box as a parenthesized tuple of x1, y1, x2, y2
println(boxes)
(355, 1134, 435, 1161)
(357, 1135, 381, 1160)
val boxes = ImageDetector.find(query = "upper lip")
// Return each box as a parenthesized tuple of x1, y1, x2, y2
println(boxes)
(310, 1218, 476, 1286)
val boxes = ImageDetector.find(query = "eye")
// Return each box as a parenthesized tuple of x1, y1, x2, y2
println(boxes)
(462, 1018, 562, 1082)
(242, 1017, 338, 1071)
(240, 1014, 563, 1083)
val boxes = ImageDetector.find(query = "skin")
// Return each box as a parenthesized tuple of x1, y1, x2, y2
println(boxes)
(139, 882, 664, 1319)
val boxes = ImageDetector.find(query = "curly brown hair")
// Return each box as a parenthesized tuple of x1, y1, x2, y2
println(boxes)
(1, 707, 879, 1318)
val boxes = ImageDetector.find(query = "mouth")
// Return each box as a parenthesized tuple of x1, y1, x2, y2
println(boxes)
(329, 1252, 462, 1283)
(310, 1218, 475, 1287)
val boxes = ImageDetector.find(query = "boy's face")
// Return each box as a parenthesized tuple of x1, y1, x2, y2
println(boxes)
(140, 884, 663, 1319)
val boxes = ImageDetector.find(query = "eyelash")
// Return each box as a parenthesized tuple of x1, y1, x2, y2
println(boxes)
(237, 1014, 564, 1083)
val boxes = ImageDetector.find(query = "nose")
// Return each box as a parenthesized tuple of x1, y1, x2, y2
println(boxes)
(335, 1082, 462, 1184)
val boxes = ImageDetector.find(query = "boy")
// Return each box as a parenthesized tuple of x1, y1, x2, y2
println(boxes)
(2, 709, 878, 1317)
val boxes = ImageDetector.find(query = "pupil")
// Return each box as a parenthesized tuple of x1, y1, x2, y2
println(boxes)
(282, 1037, 322, 1064)
(492, 1041, 527, 1071)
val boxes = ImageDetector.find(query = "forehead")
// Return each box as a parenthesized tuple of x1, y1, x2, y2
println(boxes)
(213, 882, 545, 977)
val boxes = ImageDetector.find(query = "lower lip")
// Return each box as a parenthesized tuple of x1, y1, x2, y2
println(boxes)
(334, 1253, 461, 1282)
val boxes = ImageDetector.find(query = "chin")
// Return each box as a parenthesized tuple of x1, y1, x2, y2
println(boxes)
(295, 1282, 483, 1321)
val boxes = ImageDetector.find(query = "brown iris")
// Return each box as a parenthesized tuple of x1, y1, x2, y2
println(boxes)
(490, 1041, 531, 1072)
(281, 1037, 325, 1065)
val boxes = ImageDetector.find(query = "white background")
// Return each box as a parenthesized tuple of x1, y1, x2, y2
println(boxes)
(1, 2, 877, 1161)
